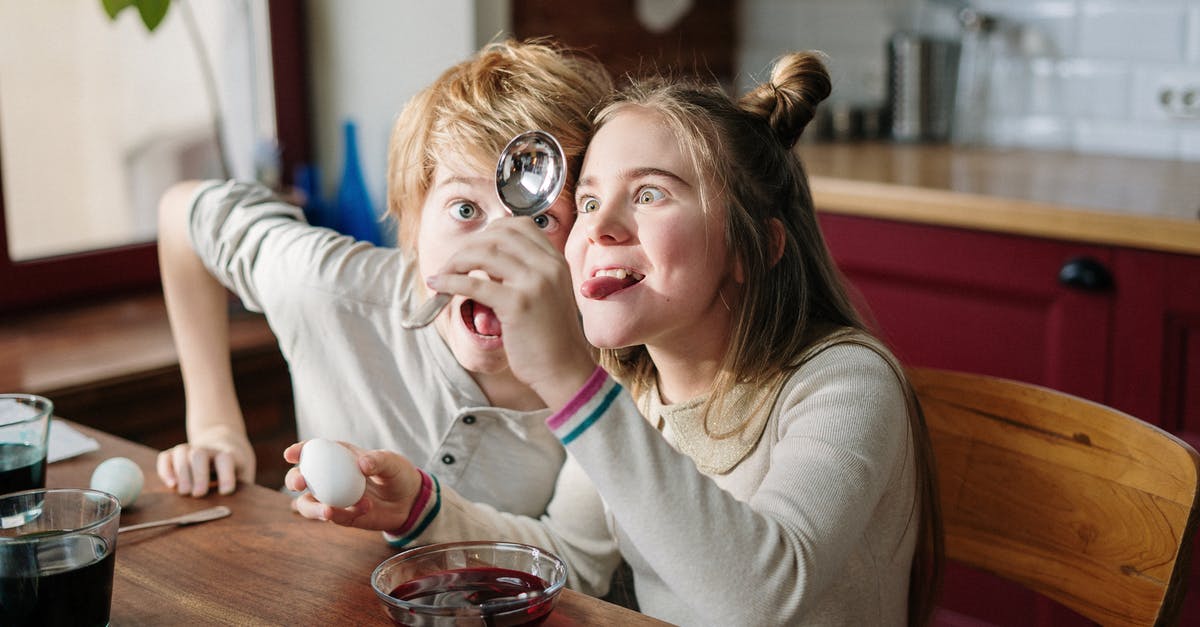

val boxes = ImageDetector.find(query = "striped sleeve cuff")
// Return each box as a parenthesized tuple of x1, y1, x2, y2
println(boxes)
(382, 470, 441, 548)
(546, 366, 623, 445)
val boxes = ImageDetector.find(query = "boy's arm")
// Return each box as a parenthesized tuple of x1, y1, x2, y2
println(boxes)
(156, 181, 256, 496)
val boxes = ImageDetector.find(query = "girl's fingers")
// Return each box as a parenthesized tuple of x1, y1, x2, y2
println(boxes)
(292, 492, 367, 526)
(284, 466, 307, 492)
(487, 216, 562, 255)
(282, 441, 304, 464)
(437, 238, 541, 283)
(292, 493, 329, 520)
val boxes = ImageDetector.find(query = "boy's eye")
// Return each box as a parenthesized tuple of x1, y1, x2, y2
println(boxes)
(452, 202, 479, 221)
(532, 213, 558, 230)
(636, 187, 665, 204)
(578, 197, 599, 214)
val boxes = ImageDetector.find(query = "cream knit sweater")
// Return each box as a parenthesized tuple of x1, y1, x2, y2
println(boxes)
(397, 335, 919, 626)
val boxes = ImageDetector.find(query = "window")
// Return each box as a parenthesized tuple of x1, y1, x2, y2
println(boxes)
(0, 0, 309, 311)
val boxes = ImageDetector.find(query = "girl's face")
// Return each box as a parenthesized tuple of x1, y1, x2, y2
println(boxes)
(417, 152, 575, 375)
(567, 107, 738, 354)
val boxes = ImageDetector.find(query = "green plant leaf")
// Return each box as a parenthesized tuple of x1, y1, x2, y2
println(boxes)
(101, 0, 134, 20)
(135, 0, 171, 32)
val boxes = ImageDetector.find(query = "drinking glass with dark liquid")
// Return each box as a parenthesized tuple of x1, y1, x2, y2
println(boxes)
(0, 489, 121, 627)
(0, 395, 53, 496)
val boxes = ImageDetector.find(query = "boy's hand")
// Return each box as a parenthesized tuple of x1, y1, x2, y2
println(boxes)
(157, 425, 255, 497)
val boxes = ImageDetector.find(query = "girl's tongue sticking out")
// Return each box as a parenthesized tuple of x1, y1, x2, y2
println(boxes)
(581, 268, 644, 300)
(463, 300, 502, 337)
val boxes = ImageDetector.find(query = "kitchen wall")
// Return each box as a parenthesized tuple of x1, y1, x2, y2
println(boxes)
(304, 0, 497, 216)
(739, 0, 1200, 161)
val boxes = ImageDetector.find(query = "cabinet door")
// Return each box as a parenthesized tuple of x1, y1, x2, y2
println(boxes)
(819, 214, 1113, 401)
(1111, 249, 1200, 626)
(819, 213, 1114, 627)
(1110, 250, 1200, 433)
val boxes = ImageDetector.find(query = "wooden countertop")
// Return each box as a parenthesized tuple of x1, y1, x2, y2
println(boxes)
(799, 142, 1200, 255)
(0, 291, 277, 396)
(47, 422, 666, 625)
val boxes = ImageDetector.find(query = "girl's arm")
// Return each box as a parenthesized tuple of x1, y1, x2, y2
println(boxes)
(284, 441, 621, 597)
(546, 347, 915, 624)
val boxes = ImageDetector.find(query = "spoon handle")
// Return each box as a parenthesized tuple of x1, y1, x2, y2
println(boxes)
(399, 293, 451, 329)
(118, 505, 231, 533)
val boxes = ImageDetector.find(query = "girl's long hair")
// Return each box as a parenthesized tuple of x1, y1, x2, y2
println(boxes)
(593, 52, 944, 625)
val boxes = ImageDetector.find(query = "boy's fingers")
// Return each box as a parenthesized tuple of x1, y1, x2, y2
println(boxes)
(214, 451, 238, 495)
(156, 449, 178, 488)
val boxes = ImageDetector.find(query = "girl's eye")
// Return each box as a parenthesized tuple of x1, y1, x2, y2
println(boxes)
(531, 213, 558, 230)
(451, 202, 480, 221)
(636, 187, 665, 204)
(577, 197, 600, 214)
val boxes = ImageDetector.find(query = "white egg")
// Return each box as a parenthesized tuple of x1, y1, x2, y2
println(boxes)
(90, 456, 144, 508)
(298, 438, 366, 508)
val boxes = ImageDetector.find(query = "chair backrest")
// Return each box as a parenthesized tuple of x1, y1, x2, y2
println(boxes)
(910, 367, 1200, 626)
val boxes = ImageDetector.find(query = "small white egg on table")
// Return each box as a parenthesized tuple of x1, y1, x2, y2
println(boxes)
(299, 438, 366, 508)
(90, 456, 144, 508)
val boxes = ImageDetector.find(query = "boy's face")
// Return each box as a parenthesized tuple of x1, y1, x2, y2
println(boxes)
(416, 152, 577, 375)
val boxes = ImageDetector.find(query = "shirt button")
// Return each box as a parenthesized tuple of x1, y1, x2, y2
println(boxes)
(462, 415, 476, 425)
(441, 454, 455, 465)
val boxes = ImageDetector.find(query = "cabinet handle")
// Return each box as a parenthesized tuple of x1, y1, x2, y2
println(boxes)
(1058, 257, 1113, 292)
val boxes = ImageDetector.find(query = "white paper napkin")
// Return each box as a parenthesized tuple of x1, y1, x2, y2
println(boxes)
(48, 420, 100, 463)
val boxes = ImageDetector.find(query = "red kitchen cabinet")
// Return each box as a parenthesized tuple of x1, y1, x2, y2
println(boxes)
(1110, 250, 1200, 624)
(818, 212, 1199, 627)
(818, 213, 1114, 401)
(1110, 250, 1200, 437)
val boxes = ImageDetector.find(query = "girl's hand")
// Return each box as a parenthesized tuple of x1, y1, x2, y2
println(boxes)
(427, 217, 596, 408)
(283, 441, 423, 531)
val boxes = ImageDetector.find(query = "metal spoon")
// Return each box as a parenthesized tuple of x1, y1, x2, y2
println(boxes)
(399, 130, 567, 329)
(118, 505, 231, 533)
(494, 130, 567, 218)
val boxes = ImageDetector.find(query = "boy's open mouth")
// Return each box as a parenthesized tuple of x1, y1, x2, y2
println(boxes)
(580, 267, 644, 299)
(461, 299, 501, 337)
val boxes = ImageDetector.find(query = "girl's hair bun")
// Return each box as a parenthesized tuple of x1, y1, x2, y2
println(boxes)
(738, 51, 832, 148)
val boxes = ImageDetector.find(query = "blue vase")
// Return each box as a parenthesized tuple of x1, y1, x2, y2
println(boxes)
(294, 163, 337, 232)
(336, 120, 383, 245)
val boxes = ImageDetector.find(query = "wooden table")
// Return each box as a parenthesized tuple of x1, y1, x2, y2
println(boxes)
(48, 422, 666, 626)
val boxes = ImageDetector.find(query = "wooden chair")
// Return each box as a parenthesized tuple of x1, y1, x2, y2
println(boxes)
(910, 367, 1200, 626)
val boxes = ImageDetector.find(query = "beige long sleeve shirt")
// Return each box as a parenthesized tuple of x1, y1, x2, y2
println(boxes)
(398, 336, 919, 625)
(186, 180, 565, 518)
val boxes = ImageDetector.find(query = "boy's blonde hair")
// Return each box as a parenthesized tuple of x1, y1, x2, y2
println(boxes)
(387, 39, 613, 256)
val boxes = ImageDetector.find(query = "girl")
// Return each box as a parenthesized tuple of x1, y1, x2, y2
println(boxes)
(155, 39, 612, 527)
(288, 51, 943, 625)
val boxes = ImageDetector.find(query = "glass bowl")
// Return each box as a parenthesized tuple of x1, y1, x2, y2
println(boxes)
(371, 540, 567, 626)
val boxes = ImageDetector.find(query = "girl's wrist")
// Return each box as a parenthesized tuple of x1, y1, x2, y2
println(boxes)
(383, 469, 441, 548)
(533, 355, 599, 411)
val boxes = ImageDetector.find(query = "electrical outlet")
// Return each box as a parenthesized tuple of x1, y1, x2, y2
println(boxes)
(1156, 74, 1200, 119)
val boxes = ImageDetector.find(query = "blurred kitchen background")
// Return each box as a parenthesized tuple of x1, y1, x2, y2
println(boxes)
(3, 4, 1199, 624)
(314, 0, 1200, 223)
(4, 0, 1197, 268)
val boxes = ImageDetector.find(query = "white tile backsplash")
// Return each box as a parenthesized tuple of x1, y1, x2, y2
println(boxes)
(1078, 3, 1189, 63)
(1060, 60, 1132, 119)
(1189, 7, 1200, 61)
(1180, 130, 1200, 159)
(740, 0, 1200, 161)
(1073, 119, 1181, 157)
